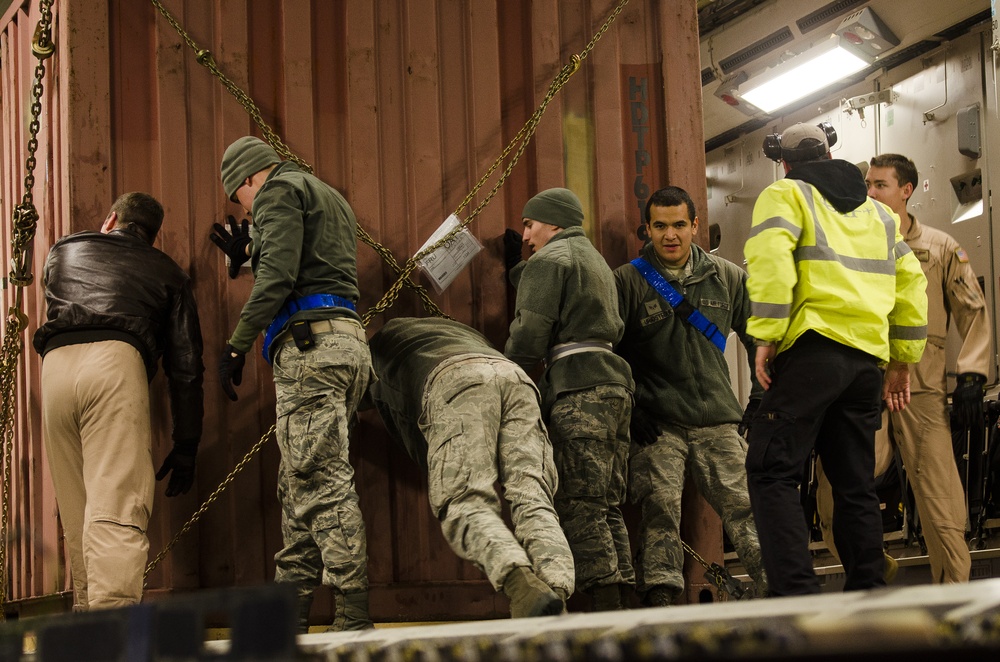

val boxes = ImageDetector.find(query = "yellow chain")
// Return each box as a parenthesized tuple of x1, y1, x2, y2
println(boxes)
(143, 425, 275, 580)
(361, 0, 629, 324)
(147, 0, 447, 321)
(140, 0, 629, 576)
(0, 0, 53, 622)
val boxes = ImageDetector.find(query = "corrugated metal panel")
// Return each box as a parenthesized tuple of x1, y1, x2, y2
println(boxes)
(0, 0, 710, 621)
(0, 0, 67, 607)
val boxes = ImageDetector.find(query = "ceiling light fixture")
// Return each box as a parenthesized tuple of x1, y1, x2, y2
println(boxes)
(736, 35, 871, 114)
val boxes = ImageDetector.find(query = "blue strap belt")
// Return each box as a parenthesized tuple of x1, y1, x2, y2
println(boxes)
(262, 293, 356, 363)
(630, 257, 726, 352)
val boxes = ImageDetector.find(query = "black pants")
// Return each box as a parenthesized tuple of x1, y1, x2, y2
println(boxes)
(746, 332, 886, 596)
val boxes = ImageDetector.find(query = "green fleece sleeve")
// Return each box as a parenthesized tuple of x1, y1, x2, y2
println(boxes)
(505, 257, 561, 370)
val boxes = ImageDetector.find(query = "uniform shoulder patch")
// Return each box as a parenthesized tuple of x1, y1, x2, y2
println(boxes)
(955, 247, 969, 263)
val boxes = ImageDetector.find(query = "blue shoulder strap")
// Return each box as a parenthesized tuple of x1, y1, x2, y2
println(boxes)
(630, 257, 727, 352)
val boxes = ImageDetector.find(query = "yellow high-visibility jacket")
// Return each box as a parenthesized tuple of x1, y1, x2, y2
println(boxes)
(745, 177, 928, 364)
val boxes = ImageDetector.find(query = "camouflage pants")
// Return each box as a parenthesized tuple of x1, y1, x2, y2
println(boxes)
(271, 329, 372, 599)
(548, 384, 635, 593)
(421, 357, 575, 595)
(629, 421, 766, 595)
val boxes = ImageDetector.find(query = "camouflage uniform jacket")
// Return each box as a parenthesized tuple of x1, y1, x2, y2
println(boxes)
(614, 243, 760, 428)
(369, 317, 519, 470)
(506, 227, 633, 414)
(229, 161, 362, 353)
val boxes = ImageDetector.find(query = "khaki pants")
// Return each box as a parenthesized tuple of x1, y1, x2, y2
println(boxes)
(42, 341, 154, 609)
(816, 344, 971, 583)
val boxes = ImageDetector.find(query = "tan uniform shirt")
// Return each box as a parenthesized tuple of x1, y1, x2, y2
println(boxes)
(906, 216, 990, 379)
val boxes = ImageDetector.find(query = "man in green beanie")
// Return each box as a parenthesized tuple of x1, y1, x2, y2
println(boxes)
(504, 187, 636, 611)
(211, 136, 374, 632)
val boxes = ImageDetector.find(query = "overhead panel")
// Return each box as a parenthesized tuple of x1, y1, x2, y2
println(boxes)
(718, 26, 795, 74)
(796, 0, 868, 34)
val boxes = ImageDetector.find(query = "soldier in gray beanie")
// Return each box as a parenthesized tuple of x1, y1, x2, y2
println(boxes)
(210, 135, 375, 632)
(220, 136, 281, 202)
(504, 187, 637, 612)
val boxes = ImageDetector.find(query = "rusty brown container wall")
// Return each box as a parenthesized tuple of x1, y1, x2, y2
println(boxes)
(0, 0, 712, 620)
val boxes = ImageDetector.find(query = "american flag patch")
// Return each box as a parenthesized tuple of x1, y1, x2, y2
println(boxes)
(956, 248, 969, 263)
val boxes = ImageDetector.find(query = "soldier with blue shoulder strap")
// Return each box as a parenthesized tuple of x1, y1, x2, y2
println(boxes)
(614, 185, 768, 607)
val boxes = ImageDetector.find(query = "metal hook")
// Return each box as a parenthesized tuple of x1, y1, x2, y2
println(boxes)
(31, 23, 54, 60)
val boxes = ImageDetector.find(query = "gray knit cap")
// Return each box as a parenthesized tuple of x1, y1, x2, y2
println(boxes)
(521, 188, 584, 229)
(220, 136, 281, 201)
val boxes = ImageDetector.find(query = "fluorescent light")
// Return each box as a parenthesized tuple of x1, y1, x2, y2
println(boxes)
(738, 38, 870, 114)
(952, 199, 983, 224)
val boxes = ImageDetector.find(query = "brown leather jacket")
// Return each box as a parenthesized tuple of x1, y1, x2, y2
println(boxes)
(33, 227, 204, 443)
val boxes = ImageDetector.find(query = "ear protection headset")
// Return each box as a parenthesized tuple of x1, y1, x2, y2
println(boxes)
(762, 121, 838, 163)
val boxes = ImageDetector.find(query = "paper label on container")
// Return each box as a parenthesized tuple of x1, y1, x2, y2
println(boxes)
(416, 214, 482, 293)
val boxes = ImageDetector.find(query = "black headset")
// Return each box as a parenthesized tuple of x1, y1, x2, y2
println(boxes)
(762, 121, 838, 163)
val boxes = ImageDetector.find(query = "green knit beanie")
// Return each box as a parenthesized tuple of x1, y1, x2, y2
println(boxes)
(220, 136, 281, 202)
(522, 188, 584, 229)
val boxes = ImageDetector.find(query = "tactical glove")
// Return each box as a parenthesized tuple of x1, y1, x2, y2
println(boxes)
(629, 406, 660, 447)
(952, 372, 986, 430)
(210, 215, 251, 279)
(156, 440, 198, 497)
(219, 344, 246, 402)
(503, 228, 524, 272)
(738, 398, 761, 437)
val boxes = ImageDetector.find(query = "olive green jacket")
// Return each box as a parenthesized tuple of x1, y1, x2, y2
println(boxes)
(614, 243, 761, 428)
(229, 161, 361, 353)
(506, 227, 633, 414)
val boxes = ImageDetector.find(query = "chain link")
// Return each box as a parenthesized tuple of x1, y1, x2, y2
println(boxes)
(148, 0, 448, 322)
(0, 0, 53, 622)
(362, 0, 630, 323)
(143, 425, 276, 579)
(681, 540, 746, 600)
(142, 0, 629, 576)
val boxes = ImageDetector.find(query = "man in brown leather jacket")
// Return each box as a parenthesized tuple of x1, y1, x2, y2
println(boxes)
(34, 192, 204, 610)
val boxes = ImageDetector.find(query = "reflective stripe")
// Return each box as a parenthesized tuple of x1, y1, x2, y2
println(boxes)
(548, 340, 613, 363)
(890, 324, 928, 340)
(751, 301, 791, 319)
(873, 202, 897, 257)
(791, 180, 896, 275)
(748, 216, 803, 241)
(794, 245, 897, 275)
(893, 240, 912, 259)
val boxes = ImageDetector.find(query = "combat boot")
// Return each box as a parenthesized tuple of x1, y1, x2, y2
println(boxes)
(884, 553, 899, 584)
(642, 584, 681, 607)
(619, 583, 636, 609)
(589, 583, 625, 611)
(296, 594, 313, 634)
(502, 567, 563, 618)
(553, 587, 570, 614)
(328, 590, 374, 631)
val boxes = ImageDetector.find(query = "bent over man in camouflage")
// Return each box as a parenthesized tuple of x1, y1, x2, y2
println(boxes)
(505, 188, 635, 611)
(367, 317, 574, 618)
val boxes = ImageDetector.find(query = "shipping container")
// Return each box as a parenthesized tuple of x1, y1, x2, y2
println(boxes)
(0, 0, 715, 622)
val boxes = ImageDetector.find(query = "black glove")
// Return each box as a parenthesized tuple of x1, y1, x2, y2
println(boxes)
(952, 372, 986, 430)
(210, 215, 251, 279)
(156, 440, 198, 497)
(503, 228, 524, 272)
(738, 398, 761, 437)
(219, 344, 246, 402)
(629, 406, 660, 447)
